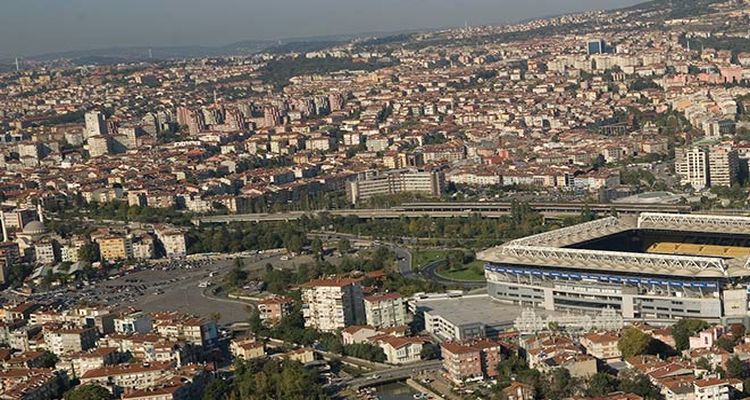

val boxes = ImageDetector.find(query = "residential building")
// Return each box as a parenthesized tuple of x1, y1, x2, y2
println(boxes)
(346, 169, 443, 204)
(676, 147, 708, 189)
(301, 278, 365, 331)
(580, 332, 622, 360)
(43, 327, 98, 356)
(257, 295, 295, 325)
(230, 337, 265, 360)
(363, 293, 407, 328)
(707, 144, 739, 187)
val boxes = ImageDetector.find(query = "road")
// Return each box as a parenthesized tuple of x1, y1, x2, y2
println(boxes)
(193, 202, 692, 225)
(419, 259, 486, 289)
(309, 230, 484, 288)
(346, 359, 443, 389)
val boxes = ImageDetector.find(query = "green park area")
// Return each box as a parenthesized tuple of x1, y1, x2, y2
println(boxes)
(412, 249, 487, 282)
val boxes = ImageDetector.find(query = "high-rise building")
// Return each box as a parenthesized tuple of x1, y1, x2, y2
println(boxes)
(84, 111, 108, 139)
(675, 147, 708, 189)
(587, 39, 605, 55)
(708, 144, 739, 187)
(301, 278, 365, 331)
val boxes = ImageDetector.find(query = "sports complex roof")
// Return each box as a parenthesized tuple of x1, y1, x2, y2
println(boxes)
(477, 213, 750, 279)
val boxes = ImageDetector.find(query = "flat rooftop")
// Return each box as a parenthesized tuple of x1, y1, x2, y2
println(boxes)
(413, 294, 558, 329)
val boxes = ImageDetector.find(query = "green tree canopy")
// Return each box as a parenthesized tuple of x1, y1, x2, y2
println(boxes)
(618, 327, 652, 358)
(63, 385, 112, 400)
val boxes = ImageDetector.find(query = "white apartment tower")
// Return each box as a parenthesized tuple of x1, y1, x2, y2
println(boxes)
(675, 147, 708, 189)
(301, 278, 365, 331)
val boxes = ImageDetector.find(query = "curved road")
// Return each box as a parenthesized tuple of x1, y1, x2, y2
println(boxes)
(309, 230, 485, 289)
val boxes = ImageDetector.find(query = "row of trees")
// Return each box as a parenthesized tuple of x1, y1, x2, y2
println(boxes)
(203, 358, 329, 400)
(187, 222, 308, 255)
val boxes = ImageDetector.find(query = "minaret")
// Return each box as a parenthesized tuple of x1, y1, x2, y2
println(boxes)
(37, 204, 44, 224)
(0, 211, 7, 242)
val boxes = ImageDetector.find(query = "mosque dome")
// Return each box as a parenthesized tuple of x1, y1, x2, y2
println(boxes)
(22, 221, 47, 236)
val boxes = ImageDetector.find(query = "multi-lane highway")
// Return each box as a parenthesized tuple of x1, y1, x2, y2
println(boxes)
(193, 201, 691, 225)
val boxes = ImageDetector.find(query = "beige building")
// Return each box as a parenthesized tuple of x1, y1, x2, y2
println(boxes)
(230, 337, 265, 360)
(708, 144, 739, 187)
(98, 236, 133, 260)
(580, 332, 622, 360)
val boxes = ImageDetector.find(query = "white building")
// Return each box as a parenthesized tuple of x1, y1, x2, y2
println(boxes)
(154, 227, 187, 258)
(301, 278, 365, 331)
(676, 147, 708, 189)
(364, 293, 408, 328)
(114, 311, 153, 334)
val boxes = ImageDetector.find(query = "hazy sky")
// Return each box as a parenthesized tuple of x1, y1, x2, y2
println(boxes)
(0, 0, 643, 58)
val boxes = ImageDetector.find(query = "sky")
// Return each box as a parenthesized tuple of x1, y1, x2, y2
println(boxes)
(0, 0, 644, 58)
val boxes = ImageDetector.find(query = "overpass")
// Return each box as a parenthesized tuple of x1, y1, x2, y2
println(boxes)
(193, 202, 691, 225)
(346, 359, 443, 390)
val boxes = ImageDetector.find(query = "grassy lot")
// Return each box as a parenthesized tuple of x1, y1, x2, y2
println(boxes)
(436, 260, 487, 282)
(412, 249, 449, 270)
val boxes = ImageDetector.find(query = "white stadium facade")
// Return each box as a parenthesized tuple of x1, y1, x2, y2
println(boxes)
(478, 213, 750, 325)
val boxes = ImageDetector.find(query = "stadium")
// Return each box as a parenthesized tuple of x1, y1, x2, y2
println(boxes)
(477, 213, 750, 325)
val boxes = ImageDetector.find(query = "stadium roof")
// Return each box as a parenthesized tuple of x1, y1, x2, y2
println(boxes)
(477, 213, 750, 279)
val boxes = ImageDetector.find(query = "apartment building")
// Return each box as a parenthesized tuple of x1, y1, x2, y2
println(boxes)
(114, 311, 153, 334)
(154, 226, 188, 258)
(230, 337, 265, 360)
(676, 147, 709, 189)
(346, 169, 443, 204)
(97, 236, 133, 261)
(43, 327, 98, 356)
(257, 295, 295, 325)
(301, 278, 365, 331)
(580, 332, 622, 360)
(363, 293, 408, 328)
(707, 144, 739, 187)
(441, 341, 484, 384)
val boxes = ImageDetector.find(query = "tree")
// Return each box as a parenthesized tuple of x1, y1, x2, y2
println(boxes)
(202, 379, 230, 400)
(337, 238, 351, 254)
(420, 343, 440, 360)
(716, 336, 736, 352)
(38, 350, 59, 368)
(63, 385, 112, 400)
(587, 373, 620, 397)
(618, 327, 652, 358)
(727, 356, 746, 379)
(544, 368, 573, 399)
(77, 243, 100, 264)
(618, 371, 661, 400)
(672, 319, 710, 351)
(311, 238, 324, 260)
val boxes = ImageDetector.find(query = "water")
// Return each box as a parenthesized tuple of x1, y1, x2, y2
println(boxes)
(374, 382, 420, 400)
